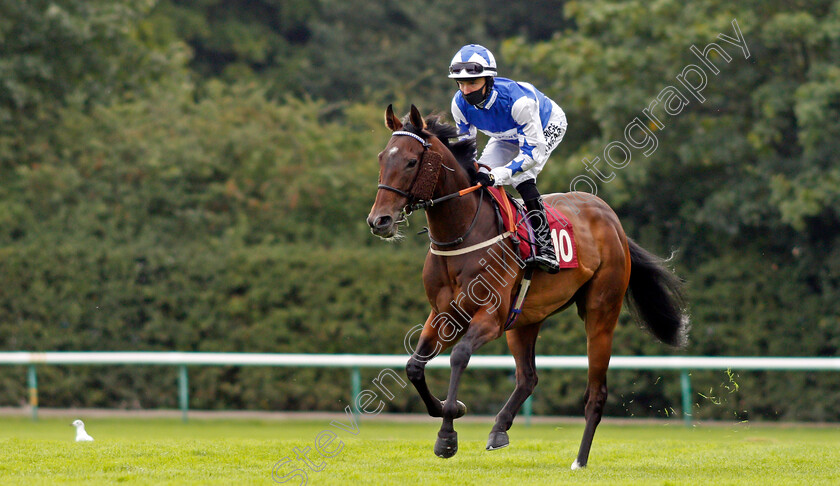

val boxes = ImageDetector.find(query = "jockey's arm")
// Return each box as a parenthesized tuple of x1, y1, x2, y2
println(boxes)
(489, 97, 547, 186)
(451, 97, 477, 144)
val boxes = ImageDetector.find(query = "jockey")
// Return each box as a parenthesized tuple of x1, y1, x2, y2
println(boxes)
(449, 44, 567, 274)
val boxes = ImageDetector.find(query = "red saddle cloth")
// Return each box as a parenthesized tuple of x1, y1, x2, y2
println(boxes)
(486, 187, 578, 269)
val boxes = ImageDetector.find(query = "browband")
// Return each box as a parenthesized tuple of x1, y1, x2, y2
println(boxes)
(392, 130, 430, 148)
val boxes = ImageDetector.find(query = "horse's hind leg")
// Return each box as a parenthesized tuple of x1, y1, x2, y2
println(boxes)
(572, 272, 624, 470)
(406, 311, 465, 418)
(487, 322, 542, 451)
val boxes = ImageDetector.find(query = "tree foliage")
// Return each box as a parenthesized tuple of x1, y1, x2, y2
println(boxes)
(0, 0, 838, 420)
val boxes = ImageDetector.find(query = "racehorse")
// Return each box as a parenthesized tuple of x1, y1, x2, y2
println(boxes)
(367, 105, 689, 469)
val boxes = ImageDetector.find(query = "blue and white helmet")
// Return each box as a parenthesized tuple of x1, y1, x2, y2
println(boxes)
(448, 44, 498, 79)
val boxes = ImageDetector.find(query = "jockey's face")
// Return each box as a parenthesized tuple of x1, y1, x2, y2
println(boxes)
(456, 78, 486, 96)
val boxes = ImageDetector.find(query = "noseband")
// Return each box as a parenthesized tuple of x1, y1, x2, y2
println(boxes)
(377, 130, 443, 204)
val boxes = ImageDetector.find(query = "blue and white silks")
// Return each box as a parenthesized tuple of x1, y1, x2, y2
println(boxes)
(451, 77, 567, 187)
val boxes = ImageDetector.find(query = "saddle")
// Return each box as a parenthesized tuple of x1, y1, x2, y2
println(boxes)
(485, 187, 578, 269)
(481, 186, 578, 330)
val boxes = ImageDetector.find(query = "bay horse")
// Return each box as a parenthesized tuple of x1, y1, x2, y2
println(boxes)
(367, 105, 688, 469)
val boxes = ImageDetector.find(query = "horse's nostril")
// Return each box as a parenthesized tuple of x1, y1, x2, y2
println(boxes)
(367, 215, 394, 231)
(375, 215, 393, 228)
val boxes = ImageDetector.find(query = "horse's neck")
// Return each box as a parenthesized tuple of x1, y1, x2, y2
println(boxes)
(425, 162, 495, 245)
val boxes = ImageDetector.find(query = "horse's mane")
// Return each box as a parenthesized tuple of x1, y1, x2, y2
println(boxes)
(403, 115, 478, 176)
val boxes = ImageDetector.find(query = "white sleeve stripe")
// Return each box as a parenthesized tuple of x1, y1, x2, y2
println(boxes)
(451, 97, 474, 140)
(510, 97, 546, 170)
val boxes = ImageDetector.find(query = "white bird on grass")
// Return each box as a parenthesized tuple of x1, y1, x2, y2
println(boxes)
(71, 419, 94, 442)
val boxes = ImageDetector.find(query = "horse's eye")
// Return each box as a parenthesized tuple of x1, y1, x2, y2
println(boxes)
(407, 158, 418, 168)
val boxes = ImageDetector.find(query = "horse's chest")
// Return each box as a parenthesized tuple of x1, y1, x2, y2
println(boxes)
(425, 268, 493, 321)
(424, 277, 459, 313)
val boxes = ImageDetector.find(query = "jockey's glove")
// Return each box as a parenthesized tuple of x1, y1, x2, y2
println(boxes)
(474, 172, 495, 187)
(489, 166, 514, 186)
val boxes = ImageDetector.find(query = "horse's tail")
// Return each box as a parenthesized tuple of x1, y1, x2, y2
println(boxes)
(625, 238, 690, 347)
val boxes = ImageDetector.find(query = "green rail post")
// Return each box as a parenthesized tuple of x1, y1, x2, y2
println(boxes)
(523, 395, 533, 426)
(351, 367, 361, 422)
(179, 365, 189, 423)
(28, 365, 38, 421)
(680, 369, 692, 426)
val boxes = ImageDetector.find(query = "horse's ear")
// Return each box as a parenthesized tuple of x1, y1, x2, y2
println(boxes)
(385, 104, 402, 131)
(409, 104, 425, 130)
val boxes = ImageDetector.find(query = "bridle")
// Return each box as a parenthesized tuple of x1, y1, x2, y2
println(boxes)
(377, 130, 439, 204)
(376, 130, 484, 248)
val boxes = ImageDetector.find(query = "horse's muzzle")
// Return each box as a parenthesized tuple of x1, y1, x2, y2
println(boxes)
(367, 213, 396, 238)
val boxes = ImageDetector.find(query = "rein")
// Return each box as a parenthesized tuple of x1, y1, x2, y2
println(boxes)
(409, 183, 482, 211)
(427, 188, 484, 248)
(377, 130, 492, 251)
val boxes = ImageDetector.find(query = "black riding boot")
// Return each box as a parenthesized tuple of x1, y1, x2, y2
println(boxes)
(524, 198, 560, 274)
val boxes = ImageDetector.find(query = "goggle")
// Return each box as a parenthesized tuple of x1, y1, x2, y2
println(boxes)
(449, 62, 491, 76)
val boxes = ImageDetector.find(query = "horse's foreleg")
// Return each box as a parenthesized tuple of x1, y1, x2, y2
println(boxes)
(435, 322, 497, 459)
(406, 312, 463, 418)
(487, 322, 542, 451)
(406, 350, 453, 418)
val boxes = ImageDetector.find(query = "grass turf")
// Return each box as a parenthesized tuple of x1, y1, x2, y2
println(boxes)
(1, 416, 838, 484)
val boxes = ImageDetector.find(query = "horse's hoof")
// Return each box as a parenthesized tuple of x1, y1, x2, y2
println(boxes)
(571, 460, 586, 470)
(434, 432, 458, 458)
(486, 430, 509, 450)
